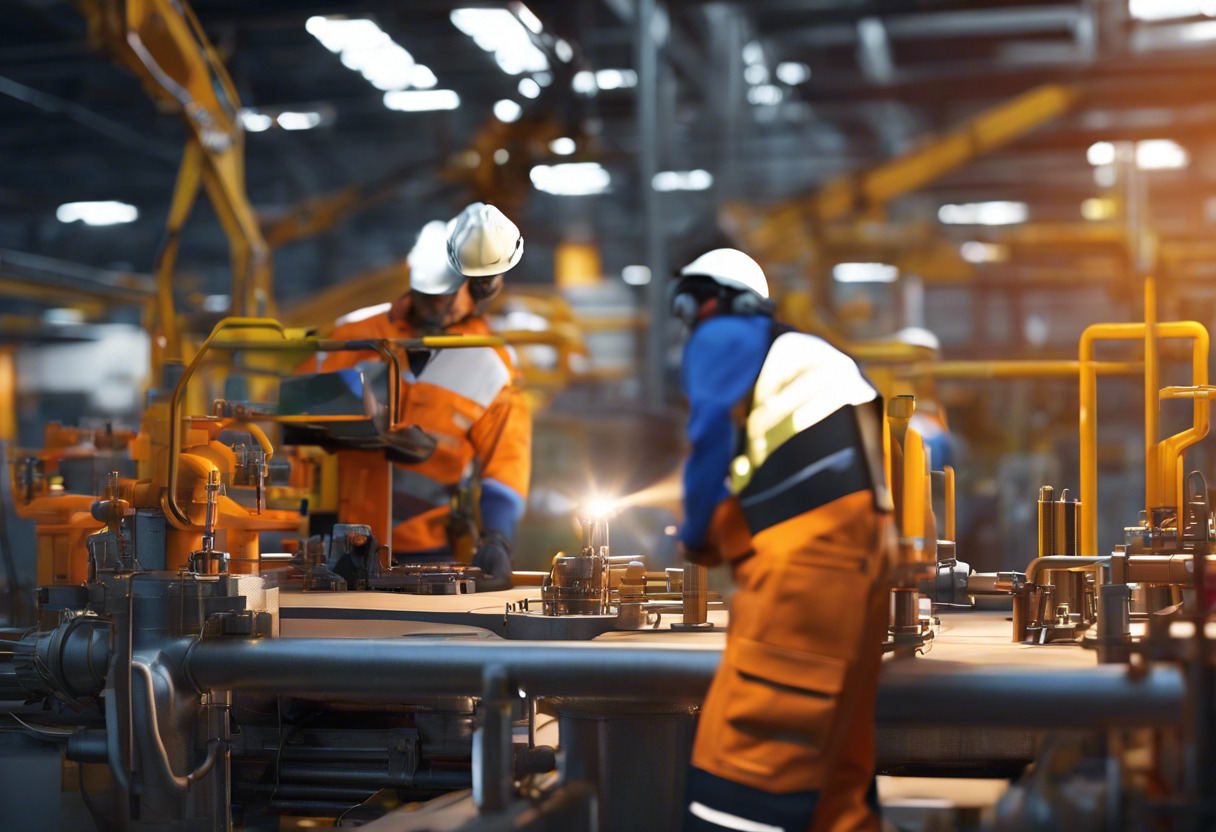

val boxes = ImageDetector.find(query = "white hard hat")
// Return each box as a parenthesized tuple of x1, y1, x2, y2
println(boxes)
(679, 248, 769, 299)
(892, 326, 942, 353)
(446, 202, 523, 277)
(408, 220, 466, 295)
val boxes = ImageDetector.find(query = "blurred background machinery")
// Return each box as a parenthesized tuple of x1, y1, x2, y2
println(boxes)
(6, 0, 1216, 830)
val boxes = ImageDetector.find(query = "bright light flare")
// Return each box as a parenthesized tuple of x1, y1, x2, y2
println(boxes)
(832, 262, 899, 283)
(383, 89, 460, 112)
(530, 162, 610, 196)
(56, 201, 138, 226)
(582, 498, 617, 521)
(1129, 0, 1216, 21)
(938, 201, 1028, 226)
(451, 7, 549, 75)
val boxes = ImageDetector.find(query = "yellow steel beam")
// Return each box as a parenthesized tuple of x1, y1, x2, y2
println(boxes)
(723, 83, 1077, 262)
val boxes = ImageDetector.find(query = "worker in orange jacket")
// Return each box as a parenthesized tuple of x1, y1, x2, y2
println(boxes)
(302, 204, 530, 587)
(673, 249, 893, 832)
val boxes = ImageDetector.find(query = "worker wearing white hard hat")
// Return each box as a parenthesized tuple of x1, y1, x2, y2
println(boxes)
(673, 248, 893, 832)
(302, 203, 531, 590)
(446, 201, 523, 318)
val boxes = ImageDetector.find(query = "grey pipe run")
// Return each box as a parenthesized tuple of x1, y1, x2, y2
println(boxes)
(190, 641, 722, 701)
(188, 639, 1186, 729)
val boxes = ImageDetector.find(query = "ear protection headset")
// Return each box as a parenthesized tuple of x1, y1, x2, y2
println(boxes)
(670, 275, 775, 327)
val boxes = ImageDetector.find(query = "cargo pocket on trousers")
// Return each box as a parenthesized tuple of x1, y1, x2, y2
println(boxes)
(723, 637, 848, 751)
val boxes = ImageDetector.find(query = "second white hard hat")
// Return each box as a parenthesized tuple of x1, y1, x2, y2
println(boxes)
(408, 220, 466, 295)
(446, 202, 524, 277)
(679, 248, 769, 299)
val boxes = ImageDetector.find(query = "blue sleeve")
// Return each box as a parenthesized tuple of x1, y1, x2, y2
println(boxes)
(480, 478, 526, 542)
(679, 316, 770, 548)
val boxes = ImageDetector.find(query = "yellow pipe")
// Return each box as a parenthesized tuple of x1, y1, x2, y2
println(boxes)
(1157, 326, 1209, 519)
(1079, 321, 1209, 558)
(1145, 277, 1159, 510)
(896, 360, 1142, 379)
(944, 465, 956, 542)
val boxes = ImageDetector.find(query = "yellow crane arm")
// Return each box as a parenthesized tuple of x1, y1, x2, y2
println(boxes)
(76, 0, 272, 363)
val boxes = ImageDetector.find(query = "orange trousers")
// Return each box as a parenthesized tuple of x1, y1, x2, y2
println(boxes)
(691, 491, 890, 832)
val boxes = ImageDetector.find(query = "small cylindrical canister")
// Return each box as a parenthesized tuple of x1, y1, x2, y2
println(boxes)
(1054, 490, 1079, 557)
(1038, 486, 1055, 559)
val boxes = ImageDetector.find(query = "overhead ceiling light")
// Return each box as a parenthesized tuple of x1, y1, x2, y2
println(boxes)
(775, 61, 811, 85)
(595, 68, 637, 90)
(56, 201, 138, 226)
(554, 39, 574, 62)
(622, 265, 652, 286)
(959, 241, 1009, 264)
(494, 148, 510, 164)
(1087, 139, 1189, 171)
(494, 99, 522, 122)
(742, 40, 764, 65)
(652, 169, 713, 191)
(409, 65, 437, 89)
(518, 77, 541, 99)
(832, 262, 899, 283)
(1086, 141, 1116, 166)
(744, 64, 769, 85)
(277, 111, 323, 130)
(1081, 197, 1118, 221)
(530, 162, 610, 196)
(747, 84, 783, 106)
(383, 89, 460, 112)
(549, 136, 576, 155)
(1128, 0, 1216, 21)
(306, 16, 439, 95)
(938, 201, 1028, 226)
(1179, 19, 1216, 39)
(43, 307, 86, 325)
(515, 3, 544, 34)
(572, 70, 596, 95)
(451, 8, 549, 75)
(305, 16, 389, 53)
(1136, 138, 1188, 169)
(239, 109, 274, 132)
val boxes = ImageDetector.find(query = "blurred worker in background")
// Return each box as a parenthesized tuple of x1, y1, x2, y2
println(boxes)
(890, 326, 953, 470)
(303, 203, 530, 588)
(673, 248, 893, 832)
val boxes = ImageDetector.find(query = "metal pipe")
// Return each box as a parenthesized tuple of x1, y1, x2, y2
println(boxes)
(875, 662, 1183, 728)
(474, 666, 513, 812)
(1078, 321, 1207, 558)
(895, 360, 1142, 379)
(1025, 556, 1107, 585)
(187, 638, 1185, 728)
(1038, 486, 1056, 559)
(276, 763, 470, 791)
(943, 465, 955, 542)
(190, 640, 720, 700)
(1145, 277, 1159, 511)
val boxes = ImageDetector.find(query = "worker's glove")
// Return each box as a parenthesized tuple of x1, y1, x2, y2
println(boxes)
(473, 531, 514, 591)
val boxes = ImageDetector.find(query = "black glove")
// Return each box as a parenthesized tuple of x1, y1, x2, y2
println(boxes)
(472, 531, 514, 591)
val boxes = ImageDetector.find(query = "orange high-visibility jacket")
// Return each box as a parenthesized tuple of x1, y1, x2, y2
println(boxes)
(302, 300, 531, 556)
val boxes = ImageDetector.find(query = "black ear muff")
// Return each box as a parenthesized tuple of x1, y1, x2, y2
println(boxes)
(729, 292, 760, 316)
(671, 292, 699, 326)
